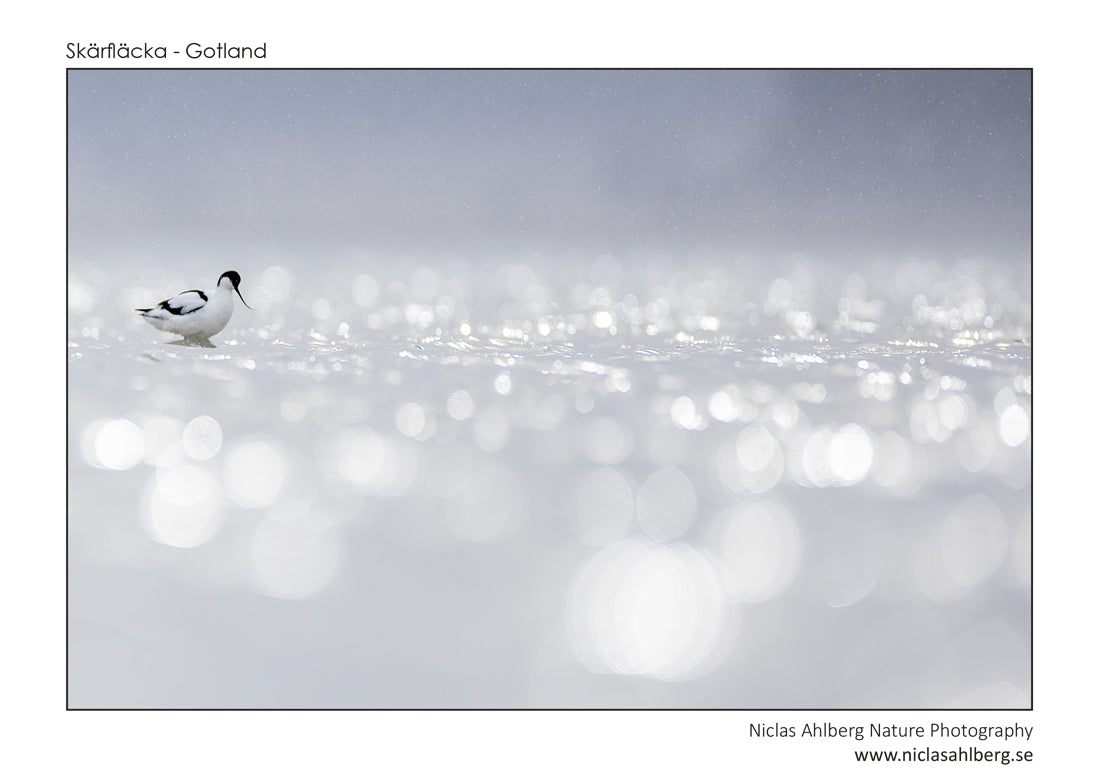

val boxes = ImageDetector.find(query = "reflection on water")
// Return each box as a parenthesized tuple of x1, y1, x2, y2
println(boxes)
(68, 254, 1031, 708)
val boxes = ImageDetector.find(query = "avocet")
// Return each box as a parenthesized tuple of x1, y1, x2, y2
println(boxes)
(136, 270, 252, 345)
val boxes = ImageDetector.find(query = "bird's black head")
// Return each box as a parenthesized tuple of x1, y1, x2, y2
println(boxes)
(219, 270, 253, 309)
(219, 270, 242, 289)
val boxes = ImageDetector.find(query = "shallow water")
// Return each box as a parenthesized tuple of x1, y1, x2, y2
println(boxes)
(68, 254, 1031, 708)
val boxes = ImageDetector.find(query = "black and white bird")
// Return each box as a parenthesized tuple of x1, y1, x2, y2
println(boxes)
(136, 270, 253, 344)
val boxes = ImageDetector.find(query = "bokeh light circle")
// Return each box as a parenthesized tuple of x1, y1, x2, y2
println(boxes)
(223, 437, 289, 508)
(143, 464, 225, 548)
(712, 501, 802, 602)
(83, 418, 145, 470)
(636, 465, 697, 542)
(182, 415, 223, 461)
(569, 538, 733, 680)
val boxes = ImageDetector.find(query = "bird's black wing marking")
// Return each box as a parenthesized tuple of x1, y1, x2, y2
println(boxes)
(162, 290, 208, 316)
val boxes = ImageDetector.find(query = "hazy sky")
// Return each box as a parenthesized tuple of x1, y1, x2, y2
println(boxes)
(68, 69, 1031, 263)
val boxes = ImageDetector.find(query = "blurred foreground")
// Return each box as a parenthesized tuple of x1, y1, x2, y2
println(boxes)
(68, 253, 1031, 708)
